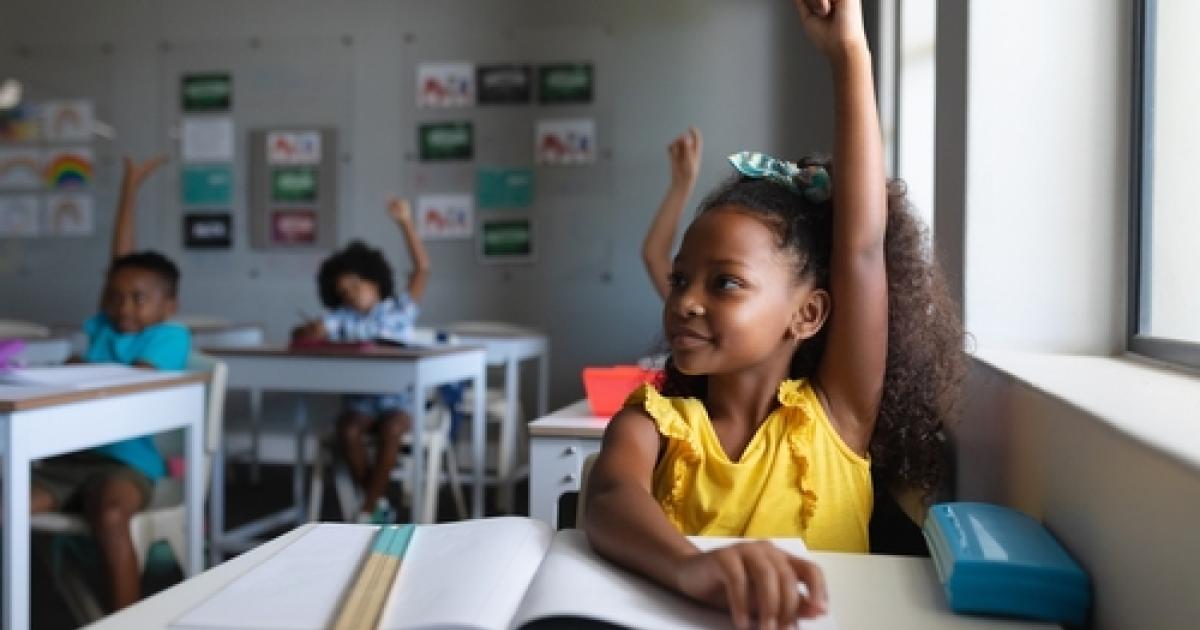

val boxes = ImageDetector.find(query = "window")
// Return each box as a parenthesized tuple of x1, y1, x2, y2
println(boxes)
(1130, 0, 1200, 368)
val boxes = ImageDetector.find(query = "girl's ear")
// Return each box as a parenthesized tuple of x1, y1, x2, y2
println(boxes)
(787, 287, 830, 341)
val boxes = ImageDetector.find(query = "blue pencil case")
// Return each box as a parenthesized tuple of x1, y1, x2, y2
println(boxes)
(923, 502, 1091, 626)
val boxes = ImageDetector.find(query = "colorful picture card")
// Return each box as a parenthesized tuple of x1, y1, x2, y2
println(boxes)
(181, 164, 233, 206)
(477, 64, 532, 105)
(267, 130, 322, 165)
(479, 214, 534, 264)
(40, 100, 93, 143)
(419, 121, 473, 161)
(0, 104, 40, 142)
(535, 119, 595, 165)
(0, 148, 43, 190)
(45, 193, 93, 236)
(43, 148, 94, 190)
(184, 212, 232, 249)
(270, 209, 317, 245)
(271, 167, 318, 203)
(538, 63, 593, 104)
(0, 195, 40, 237)
(417, 62, 475, 108)
(182, 73, 232, 112)
(416, 194, 473, 240)
(477, 167, 533, 209)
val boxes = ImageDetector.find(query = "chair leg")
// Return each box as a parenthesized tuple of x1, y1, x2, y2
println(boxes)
(445, 438, 468, 520)
(421, 419, 447, 524)
(308, 441, 326, 522)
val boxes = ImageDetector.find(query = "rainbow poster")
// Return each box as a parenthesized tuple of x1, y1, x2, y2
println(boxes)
(0, 148, 42, 190)
(40, 100, 94, 143)
(42, 148, 94, 190)
(45, 193, 93, 237)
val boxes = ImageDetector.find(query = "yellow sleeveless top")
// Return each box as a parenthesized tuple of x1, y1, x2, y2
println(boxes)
(625, 379, 872, 552)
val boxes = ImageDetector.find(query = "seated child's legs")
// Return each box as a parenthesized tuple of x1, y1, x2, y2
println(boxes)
(32, 452, 153, 611)
(337, 394, 412, 522)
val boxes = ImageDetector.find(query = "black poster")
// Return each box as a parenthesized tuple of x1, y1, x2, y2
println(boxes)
(477, 64, 533, 104)
(184, 213, 232, 249)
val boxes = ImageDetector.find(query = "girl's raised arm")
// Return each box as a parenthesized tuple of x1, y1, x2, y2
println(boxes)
(109, 155, 167, 261)
(801, 0, 889, 453)
(387, 196, 432, 301)
(642, 127, 702, 299)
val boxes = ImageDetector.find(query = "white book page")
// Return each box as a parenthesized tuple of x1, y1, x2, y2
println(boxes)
(509, 531, 837, 630)
(378, 517, 553, 630)
(0, 364, 178, 389)
(172, 519, 553, 630)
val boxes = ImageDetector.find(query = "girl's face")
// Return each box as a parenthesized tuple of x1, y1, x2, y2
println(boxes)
(664, 207, 827, 377)
(102, 267, 178, 333)
(336, 273, 382, 314)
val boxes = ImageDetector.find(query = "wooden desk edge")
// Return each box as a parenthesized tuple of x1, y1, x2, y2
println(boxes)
(202, 344, 486, 360)
(0, 372, 208, 413)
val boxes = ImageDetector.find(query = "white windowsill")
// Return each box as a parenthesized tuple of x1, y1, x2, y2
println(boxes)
(972, 347, 1200, 474)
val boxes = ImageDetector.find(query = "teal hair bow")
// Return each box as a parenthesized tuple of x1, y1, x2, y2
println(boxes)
(728, 151, 831, 204)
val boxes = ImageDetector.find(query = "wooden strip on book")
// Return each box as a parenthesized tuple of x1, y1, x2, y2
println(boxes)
(331, 524, 416, 630)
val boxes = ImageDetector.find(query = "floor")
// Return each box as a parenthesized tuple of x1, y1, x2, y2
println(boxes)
(30, 462, 532, 630)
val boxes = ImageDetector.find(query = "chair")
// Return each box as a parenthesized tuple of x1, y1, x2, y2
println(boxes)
(30, 351, 227, 622)
(0, 318, 50, 339)
(307, 396, 467, 525)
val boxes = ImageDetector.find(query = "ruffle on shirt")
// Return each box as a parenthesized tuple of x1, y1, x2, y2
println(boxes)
(623, 384, 700, 530)
(778, 379, 820, 532)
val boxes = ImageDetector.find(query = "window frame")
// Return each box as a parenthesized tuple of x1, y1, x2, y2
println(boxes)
(1128, 0, 1200, 369)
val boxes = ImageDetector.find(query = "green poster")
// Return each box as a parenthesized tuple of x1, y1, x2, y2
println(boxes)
(181, 73, 231, 112)
(481, 217, 533, 262)
(181, 164, 232, 206)
(271, 167, 318, 203)
(538, 64, 593, 104)
(477, 167, 533, 209)
(419, 121, 473, 161)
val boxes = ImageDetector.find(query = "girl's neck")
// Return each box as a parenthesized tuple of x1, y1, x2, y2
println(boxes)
(703, 349, 796, 427)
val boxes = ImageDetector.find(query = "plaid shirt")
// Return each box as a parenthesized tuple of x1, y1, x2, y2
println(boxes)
(323, 294, 418, 343)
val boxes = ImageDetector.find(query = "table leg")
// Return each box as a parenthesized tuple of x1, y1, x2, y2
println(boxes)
(209, 441, 226, 566)
(249, 388, 262, 484)
(3, 418, 31, 630)
(411, 377, 427, 523)
(293, 397, 308, 521)
(499, 358, 519, 513)
(472, 370, 486, 518)
(537, 350, 549, 417)
(184, 390, 204, 576)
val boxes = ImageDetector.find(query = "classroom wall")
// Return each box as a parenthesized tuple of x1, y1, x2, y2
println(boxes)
(0, 0, 834, 408)
(958, 359, 1200, 630)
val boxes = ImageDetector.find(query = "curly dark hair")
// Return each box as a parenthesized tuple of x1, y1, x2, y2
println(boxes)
(108, 251, 180, 297)
(659, 156, 966, 497)
(317, 240, 395, 309)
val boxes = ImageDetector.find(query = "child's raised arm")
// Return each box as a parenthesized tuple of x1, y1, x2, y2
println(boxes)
(642, 127, 702, 299)
(800, 0, 889, 454)
(387, 196, 432, 301)
(109, 155, 168, 261)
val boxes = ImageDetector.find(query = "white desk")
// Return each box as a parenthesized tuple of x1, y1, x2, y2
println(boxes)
(7, 336, 72, 367)
(86, 523, 1058, 630)
(440, 323, 549, 512)
(203, 344, 486, 561)
(528, 399, 607, 528)
(0, 373, 207, 630)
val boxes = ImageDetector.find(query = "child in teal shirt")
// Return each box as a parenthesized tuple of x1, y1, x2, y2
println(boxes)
(30, 155, 189, 612)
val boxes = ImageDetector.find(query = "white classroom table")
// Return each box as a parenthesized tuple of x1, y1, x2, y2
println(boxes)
(0, 373, 207, 630)
(439, 323, 549, 511)
(203, 344, 486, 561)
(85, 523, 1058, 630)
(7, 336, 72, 367)
(528, 399, 607, 528)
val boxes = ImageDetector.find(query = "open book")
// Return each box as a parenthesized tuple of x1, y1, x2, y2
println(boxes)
(171, 517, 836, 630)
(0, 363, 179, 389)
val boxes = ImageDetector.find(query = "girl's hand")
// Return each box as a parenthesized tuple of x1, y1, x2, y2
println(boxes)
(795, 0, 868, 59)
(387, 196, 413, 224)
(673, 541, 828, 630)
(121, 155, 168, 189)
(668, 127, 703, 189)
(291, 320, 326, 341)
